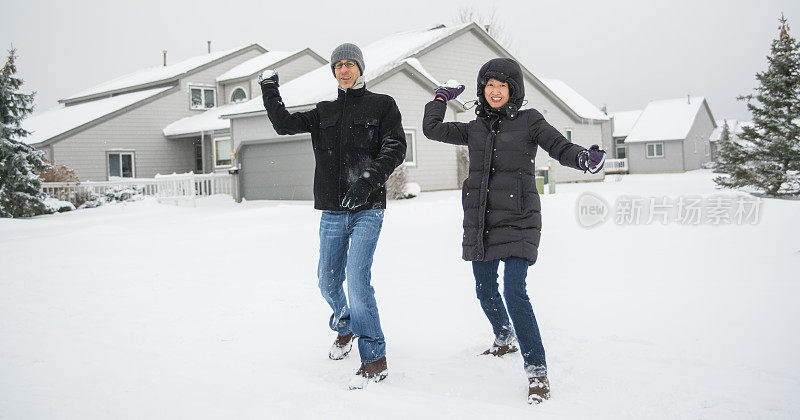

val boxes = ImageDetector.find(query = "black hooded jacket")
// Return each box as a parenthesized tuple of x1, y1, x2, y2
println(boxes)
(261, 82, 406, 211)
(423, 58, 586, 264)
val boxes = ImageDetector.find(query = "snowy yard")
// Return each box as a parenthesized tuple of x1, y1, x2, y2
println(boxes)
(1, 169, 799, 419)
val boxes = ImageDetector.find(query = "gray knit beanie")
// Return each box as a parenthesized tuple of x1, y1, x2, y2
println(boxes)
(330, 43, 364, 75)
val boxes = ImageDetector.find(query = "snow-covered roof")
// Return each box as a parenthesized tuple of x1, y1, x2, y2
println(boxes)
(216, 51, 299, 82)
(22, 87, 173, 145)
(538, 78, 608, 121)
(222, 23, 471, 117)
(162, 104, 235, 137)
(709, 119, 738, 142)
(624, 96, 708, 143)
(611, 110, 642, 138)
(62, 44, 262, 102)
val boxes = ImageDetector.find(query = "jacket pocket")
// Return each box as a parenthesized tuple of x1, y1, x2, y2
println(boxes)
(352, 116, 380, 149)
(516, 177, 523, 214)
(314, 117, 338, 150)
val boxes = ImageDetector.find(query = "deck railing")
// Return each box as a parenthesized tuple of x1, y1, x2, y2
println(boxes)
(605, 158, 628, 174)
(41, 172, 234, 206)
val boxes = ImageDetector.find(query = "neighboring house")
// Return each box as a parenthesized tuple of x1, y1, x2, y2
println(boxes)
(622, 96, 716, 173)
(220, 22, 611, 201)
(22, 45, 325, 181)
(609, 110, 642, 160)
(709, 119, 755, 160)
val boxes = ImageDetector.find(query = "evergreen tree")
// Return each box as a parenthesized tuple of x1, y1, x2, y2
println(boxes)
(0, 47, 51, 217)
(715, 14, 800, 196)
(720, 119, 731, 143)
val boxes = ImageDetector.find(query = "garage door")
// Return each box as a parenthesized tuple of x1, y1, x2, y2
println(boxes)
(239, 138, 315, 200)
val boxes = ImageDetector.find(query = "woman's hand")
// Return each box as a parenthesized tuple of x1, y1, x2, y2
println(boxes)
(434, 80, 465, 102)
(578, 145, 606, 174)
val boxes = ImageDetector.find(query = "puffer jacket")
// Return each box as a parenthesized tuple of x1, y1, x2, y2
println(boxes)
(262, 83, 406, 211)
(423, 58, 586, 264)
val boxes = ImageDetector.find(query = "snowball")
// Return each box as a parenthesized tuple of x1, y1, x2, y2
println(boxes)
(443, 79, 463, 88)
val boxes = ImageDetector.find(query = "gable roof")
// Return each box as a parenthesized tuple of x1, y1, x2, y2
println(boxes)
(611, 110, 643, 138)
(22, 87, 174, 146)
(61, 44, 266, 103)
(624, 96, 713, 143)
(538, 78, 609, 121)
(217, 49, 325, 83)
(222, 24, 471, 117)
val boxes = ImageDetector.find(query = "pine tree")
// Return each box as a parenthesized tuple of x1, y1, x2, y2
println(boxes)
(720, 119, 731, 142)
(0, 47, 51, 217)
(715, 14, 800, 196)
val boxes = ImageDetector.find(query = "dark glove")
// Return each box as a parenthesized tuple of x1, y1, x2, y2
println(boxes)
(577, 144, 606, 174)
(259, 70, 280, 109)
(434, 84, 465, 102)
(258, 69, 279, 87)
(341, 179, 373, 209)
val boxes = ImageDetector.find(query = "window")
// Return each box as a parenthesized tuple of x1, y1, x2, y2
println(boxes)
(214, 137, 232, 167)
(108, 152, 135, 178)
(615, 137, 626, 144)
(189, 86, 216, 109)
(404, 130, 416, 165)
(646, 142, 664, 158)
(565, 129, 573, 142)
(230, 87, 247, 103)
(616, 146, 627, 159)
(194, 141, 203, 172)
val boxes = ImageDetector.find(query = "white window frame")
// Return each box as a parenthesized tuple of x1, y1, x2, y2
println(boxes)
(188, 84, 216, 110)
(616, 146, 627, 159)
(230, 87, 247, 103)
(403, 129, 417, 167)
(646, 142, 664, 159)
(214, 137, 232, 168)
(107, 150, 136, 179)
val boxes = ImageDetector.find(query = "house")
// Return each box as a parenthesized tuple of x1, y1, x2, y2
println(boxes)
(620, 96, 716, 173)
(220, 22, 612, 201)
(22, 45, 326, 181)
(609, 110, 642, 160)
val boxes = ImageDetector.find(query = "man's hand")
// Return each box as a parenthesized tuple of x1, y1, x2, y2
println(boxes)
(258, 69, 279, 86)
(578, 144, 606, 174)
(434, 80, 465, 102)
(341, 179, 373, 209)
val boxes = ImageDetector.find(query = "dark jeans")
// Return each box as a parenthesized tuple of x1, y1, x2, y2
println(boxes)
(472, 257, 547, 377)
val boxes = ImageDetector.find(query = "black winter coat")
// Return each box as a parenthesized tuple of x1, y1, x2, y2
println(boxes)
(262, 84, 406, 211)
(422, 58, 586, 265)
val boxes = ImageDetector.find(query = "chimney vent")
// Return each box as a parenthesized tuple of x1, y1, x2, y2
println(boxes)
(207, 41, 211, 54)
(163, 50, 167, 67)
(687, 94, 691, 104)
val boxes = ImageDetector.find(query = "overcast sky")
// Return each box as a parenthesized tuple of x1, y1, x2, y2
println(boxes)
(4, 0, 799, 122)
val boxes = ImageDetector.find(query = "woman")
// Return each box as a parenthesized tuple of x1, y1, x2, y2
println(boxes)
(422, 58, 605, 404)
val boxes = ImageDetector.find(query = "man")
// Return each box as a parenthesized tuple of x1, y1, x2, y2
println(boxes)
(259, 43, 406, 389)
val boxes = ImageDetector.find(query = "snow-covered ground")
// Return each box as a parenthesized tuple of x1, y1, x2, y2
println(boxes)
(1, 170, 798, 419)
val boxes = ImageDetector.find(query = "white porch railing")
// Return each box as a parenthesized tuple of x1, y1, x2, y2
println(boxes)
(41, 172, 234, 205)
(605, 158, 628, 174)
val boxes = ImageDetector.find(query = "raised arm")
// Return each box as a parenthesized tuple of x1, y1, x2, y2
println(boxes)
(422, 83, 469, 146)
(260, 70, 317, 135)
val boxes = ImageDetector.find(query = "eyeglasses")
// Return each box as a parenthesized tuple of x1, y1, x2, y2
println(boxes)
(334, 61, 357, 70)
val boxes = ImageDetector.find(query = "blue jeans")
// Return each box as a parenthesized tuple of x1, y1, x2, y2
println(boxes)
(318, 209, 386, 363)
(472, 257, 547, 377)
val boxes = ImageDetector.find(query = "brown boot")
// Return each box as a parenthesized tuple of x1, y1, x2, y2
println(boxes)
(348, 356, 388, 389)
(328, 332, 354, 360)
(527, 376, 551, 404)
(480, 340, 519, 357)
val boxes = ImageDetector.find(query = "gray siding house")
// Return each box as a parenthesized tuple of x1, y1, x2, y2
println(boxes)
(221, 23, 612, 201)
(621, 96, 716, 173)
(22, 45, 325, 181)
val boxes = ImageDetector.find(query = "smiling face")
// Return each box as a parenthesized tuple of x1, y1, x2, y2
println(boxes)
(484, 78, 510, 109)
(334, 59, 361, 89)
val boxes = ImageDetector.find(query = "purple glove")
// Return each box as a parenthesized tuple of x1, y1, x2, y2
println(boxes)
(434, 84, 465, 102)
(578, 145, 606, 174)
